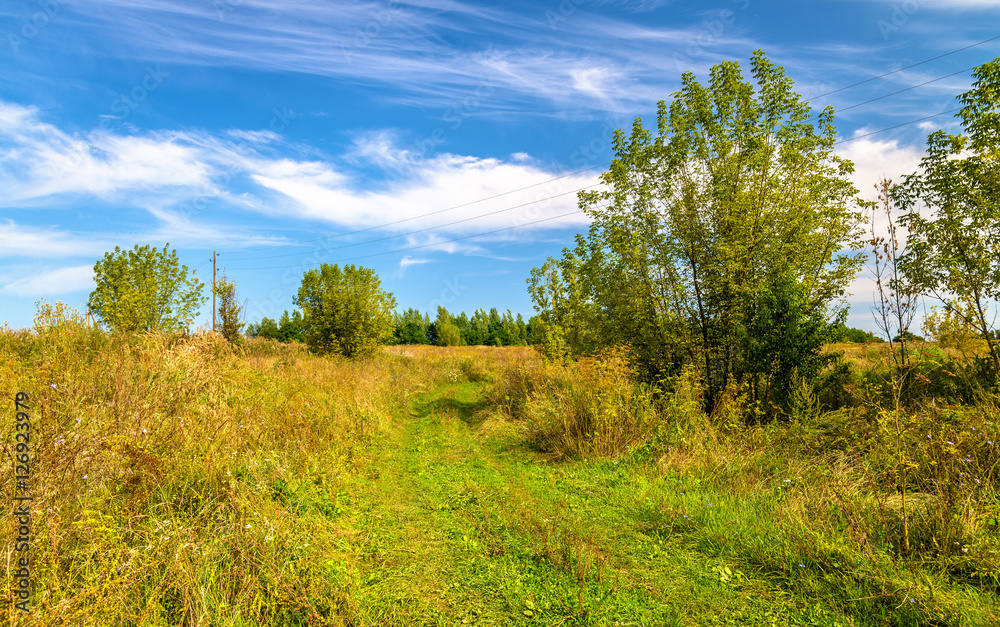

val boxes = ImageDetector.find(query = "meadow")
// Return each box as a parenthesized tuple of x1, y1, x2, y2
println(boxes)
(2, 306, 999, 626)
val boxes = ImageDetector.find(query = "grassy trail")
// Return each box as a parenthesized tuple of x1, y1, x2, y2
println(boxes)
(341, 379, 847, 627)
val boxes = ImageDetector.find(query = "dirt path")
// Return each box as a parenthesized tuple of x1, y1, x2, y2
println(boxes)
(339, 380, 831, 627)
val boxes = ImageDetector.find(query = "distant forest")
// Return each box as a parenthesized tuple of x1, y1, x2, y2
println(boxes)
(247, 307, 884, 348)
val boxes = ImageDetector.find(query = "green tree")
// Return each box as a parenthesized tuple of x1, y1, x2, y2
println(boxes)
(897, 57, 1000, 379)
(294, 264, 397, 357)
(738, 270, 835, 415)
(88, 243, 206, 333)
(433, 307, 462, 346)
(527, 252, 598, 359)
(247, 316, 280, 339)
(277, 310, 306, 342)
(246, 310, 305, 342)
(529, 51, 866, 410)
(393, 307, 431, 345)
(454, 311, 471, 344)
(213, 273, 245, 344)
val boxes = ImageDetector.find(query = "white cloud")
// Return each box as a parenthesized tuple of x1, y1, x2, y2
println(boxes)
(0, 102, 215, 205)
(836, 136, 928, 334)
(399, 256, 432, 269)
(397, 255, 433, 276)
(836, 135, 924, 204)
(43, 0, 758, 118)
(226, 129, 280, 144)
(2, 265, 95, 297)
(0, 221, 112, 258)
(249, 149, 596, 236)
(0, 101, 597, 268)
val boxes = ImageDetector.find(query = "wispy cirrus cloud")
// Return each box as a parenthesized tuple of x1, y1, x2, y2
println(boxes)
(0, 220, 112, 258)
(34, 0, 762, 118)
(1, 264, 95, 297)
(0, 101, 596, 261)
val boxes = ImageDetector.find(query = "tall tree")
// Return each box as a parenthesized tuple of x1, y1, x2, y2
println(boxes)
(433, 306, 462, 346)
(88, 243, 206, 333)
(897, 58, 1000, 379)
(393, 307, 431, 345)
(213, 273, 245, 344)
(529, 50, 865, 411)
(295, 264, 396, 357)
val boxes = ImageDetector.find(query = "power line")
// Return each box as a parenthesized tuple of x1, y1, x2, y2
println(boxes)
(229, 185, 595, 261)
(835, 107, 960, 144)
(219, 40, 999, 268)
(229, 208, 590, 270)
(225, 103, 965, 270)
(227, 55, 988, 263)
(224, 161, 609, 255)
(810, 34, 1000, 101)
(830, 67, 974, 116)
(227, 106, 966, 273)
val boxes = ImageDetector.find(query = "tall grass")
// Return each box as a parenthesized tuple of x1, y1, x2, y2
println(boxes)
(1, 305, 420, 626)
(488, 339, 1000, 624)
(4, 304, 1000, 624)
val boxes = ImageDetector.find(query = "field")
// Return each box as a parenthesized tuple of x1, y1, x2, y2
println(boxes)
(2, 317, 999, 626)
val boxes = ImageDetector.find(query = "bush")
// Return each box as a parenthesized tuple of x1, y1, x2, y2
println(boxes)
(295, 264, 396, 357)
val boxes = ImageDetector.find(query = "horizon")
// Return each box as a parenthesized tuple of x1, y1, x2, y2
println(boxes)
(2, 1, 999, 333)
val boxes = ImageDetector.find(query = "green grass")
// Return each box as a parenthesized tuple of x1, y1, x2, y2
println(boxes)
(3, 320, 1000, 625)
(338, 380, 863, 626)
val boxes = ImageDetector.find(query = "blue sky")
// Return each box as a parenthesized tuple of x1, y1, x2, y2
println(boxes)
(1, 0, 998, 332)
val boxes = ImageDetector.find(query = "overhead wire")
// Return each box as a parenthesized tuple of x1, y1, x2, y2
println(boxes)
(223, 41, 997, 262)
(809, 33, 1000, 101)
(223, 161, 610, 255)
(222, 35, 1000, 260)
(226, 102, 968, 272)
(220, 38, 1000, 270)
(228, 185, 595, 261)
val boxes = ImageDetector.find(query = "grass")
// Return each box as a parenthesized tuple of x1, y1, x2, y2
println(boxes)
(2, 311, 1000, 625)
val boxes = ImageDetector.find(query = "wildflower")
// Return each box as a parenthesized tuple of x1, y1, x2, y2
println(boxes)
(83, 474, 88, 480)
(141, 428, 147, 435)
(798, 564, 805, 568)
(909, 599, 915, 604)
(947, 440, 954, 445)
(50, 383, 57, 389)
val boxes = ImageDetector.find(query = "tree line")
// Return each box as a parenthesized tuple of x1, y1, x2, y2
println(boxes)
(249, 306, 539, 348)
(525, 50, 1000, 417)
(81, 50, 1000, 412)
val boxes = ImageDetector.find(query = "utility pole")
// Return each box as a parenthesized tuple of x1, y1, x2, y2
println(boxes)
(212, 251, 217, 332)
